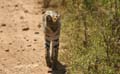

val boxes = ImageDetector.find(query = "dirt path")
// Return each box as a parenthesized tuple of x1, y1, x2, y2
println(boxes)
(0, 0, 53, 74)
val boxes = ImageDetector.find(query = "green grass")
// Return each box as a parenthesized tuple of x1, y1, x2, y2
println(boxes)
(60, 6, 119, 74)
(47, 0, 120, 74)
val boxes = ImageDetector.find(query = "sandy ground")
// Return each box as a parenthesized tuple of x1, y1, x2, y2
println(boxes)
(0, 0, 66, 74)
(0, 0, 54, 74)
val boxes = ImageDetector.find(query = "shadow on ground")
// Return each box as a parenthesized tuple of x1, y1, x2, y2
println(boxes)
(48, 61, 66, 74)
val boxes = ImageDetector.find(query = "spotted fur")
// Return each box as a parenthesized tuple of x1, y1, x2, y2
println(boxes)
(42, 10, 61, 70)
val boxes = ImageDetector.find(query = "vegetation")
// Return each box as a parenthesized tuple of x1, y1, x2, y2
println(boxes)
(43, 0, 120, 74)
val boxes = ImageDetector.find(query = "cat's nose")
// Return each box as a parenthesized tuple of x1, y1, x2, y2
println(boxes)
(52, 16, 57, 22)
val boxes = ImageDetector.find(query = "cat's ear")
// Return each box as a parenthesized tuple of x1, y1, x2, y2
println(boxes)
(56, 11, 61, 18)
(58, 14, 61, 18)
(57, 14, 61, 20)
